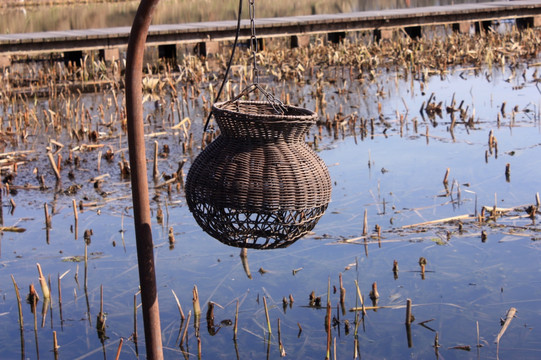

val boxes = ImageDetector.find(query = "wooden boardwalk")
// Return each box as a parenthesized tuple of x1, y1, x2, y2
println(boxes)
(0, 0, 541, 57)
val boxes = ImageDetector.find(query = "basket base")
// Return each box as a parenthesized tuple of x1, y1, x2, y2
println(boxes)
(189, 201, 328, 249)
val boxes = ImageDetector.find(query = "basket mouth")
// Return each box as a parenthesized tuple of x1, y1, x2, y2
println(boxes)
(213, 100, 317, 123)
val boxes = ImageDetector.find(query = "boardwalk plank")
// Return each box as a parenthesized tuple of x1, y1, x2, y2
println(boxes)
(0, 1, 540, 55)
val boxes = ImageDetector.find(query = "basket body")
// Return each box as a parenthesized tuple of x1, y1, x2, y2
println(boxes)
(185, 100, 331, 249)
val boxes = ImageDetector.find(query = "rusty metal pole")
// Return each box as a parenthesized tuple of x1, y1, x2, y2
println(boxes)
(125, 0, 164, 359)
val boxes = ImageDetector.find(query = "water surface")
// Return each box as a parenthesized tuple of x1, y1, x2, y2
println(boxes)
(0, 46, 540, 359)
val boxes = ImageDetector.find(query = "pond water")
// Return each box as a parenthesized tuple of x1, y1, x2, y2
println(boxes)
(0, 41, 540, 359)
(1, 0, 498, 34)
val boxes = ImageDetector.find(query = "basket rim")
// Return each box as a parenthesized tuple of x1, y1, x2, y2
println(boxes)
(213, 100, 317, 122)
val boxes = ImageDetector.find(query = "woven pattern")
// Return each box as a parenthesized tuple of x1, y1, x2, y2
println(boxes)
(185, 100, 332, 249)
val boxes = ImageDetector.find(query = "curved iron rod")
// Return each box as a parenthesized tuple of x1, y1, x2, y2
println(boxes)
(125, 0, 164, 359)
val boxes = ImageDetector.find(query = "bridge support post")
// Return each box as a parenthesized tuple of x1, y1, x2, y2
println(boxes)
(516, 16, 541, 29)
(194, 41, 220, 57)
(452, 21, 472, 33)
(238, 38, 265, 54)
(475, 20, 492, 33)
(64, 51, 83, 65)
(405, 26, 422, 39)
(290, 35, 310, 48)
(328, 31, 346, 44)
(373, 28, 393, 42)
(158, 44, 176, 61)
(0, 55, 11, 69)
(257, 38, 265, 51)
(99, 48, 120, 63)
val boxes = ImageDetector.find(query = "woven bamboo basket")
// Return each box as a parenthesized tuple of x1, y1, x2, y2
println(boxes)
(185, 100, 332, 249)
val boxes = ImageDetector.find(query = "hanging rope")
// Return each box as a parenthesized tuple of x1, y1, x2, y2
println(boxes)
(239, 0, 286, 113)
(203, 0, 286, 134)
(249, 0, 259, 84)
(203, 0, 243, 133)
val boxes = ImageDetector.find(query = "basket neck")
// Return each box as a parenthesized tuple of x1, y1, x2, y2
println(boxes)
(217, 118, 313, 142)
(212, 101, 317, 142)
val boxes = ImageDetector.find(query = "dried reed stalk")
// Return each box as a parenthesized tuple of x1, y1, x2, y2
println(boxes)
(278, 318, 286, 357)
(495, 307, 516, 344)
(47, 152, 61, 180)
(369, 282, 379, 301)
(325, 299, 332, 360)
(405, 299, 413, 325)
(263, 296, 272, 335)
(44, 203, 51, 228)
(84, 244, 88, 290)
(193, 286, 201, 337)
(171, 289, 185, 320)
(153, 141, 159, 180)
(53, 330, 59, 359)
(193, 285, 201, 317)
(97, 284, 105, 332)
(233, 299, 239, 340)
(362, 209, 368, 236)
(72, 199, 78, 223)
(180, 311, 191, 346)
(339, 273, 346, 315)
(11, 275, 24, 330)
(114, 338, 123, 360)
(0, 226, 25, 232)
(58, 271, 69, 329)
(402, 214, 473, 228)
(354, 280, 365, 312)
(443, 168, 450, 185)
(36, 263, 50, 299)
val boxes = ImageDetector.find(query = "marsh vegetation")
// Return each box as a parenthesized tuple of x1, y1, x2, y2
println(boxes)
(0, 24, 540, 359)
